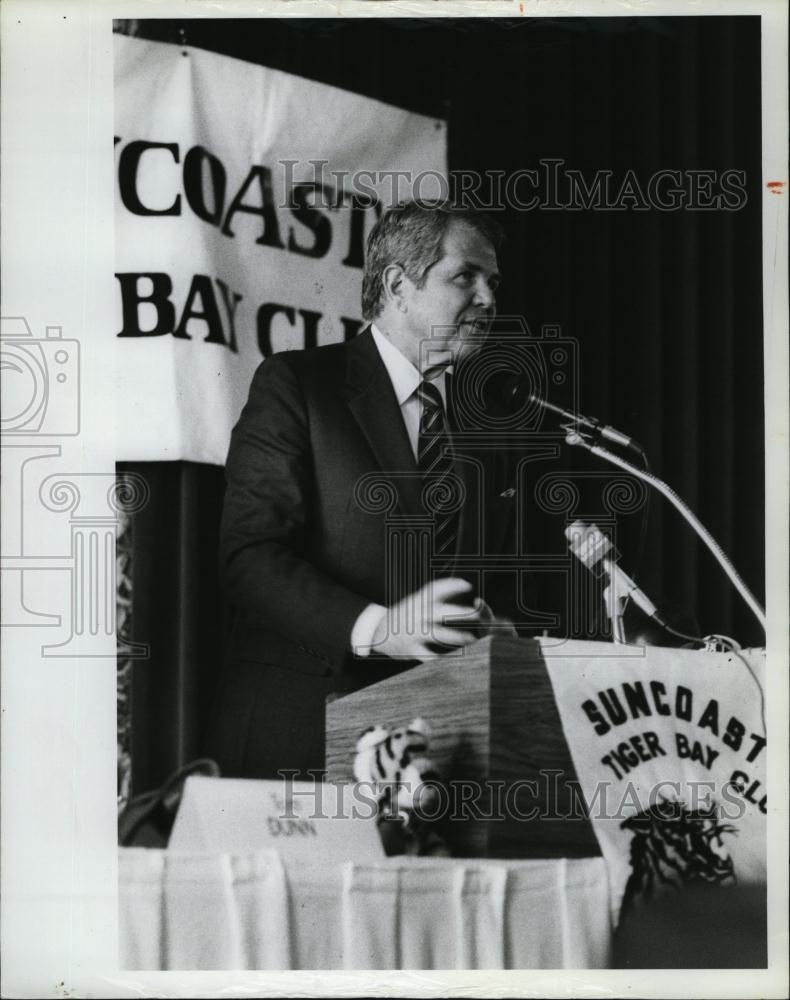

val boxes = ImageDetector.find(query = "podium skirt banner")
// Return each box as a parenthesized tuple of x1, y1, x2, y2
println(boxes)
(540, 639, 767, 927)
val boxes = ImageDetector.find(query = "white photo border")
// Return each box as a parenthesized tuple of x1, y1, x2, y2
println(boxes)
(1, 1, 787, 997)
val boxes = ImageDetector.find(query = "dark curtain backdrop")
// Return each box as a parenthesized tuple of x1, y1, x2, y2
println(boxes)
(118, 16, 765, 795)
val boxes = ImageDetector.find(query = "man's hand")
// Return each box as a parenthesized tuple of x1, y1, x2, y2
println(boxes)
(472, 598, 518, 638)
(370, 578, 487, 660)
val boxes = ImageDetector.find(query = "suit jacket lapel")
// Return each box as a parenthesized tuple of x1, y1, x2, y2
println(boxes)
(345, 329, 423, 517)
(446, 372, 482, 558)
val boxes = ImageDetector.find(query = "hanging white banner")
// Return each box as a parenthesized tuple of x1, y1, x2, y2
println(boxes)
(114, 35, 447, 464)
(542, 640, 767, 925)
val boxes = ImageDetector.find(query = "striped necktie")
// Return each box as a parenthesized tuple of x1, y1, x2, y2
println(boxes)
(417, 378, 460, 568)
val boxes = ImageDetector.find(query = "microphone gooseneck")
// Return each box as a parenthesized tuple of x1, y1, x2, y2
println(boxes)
(489, 372, 643, 455)
(492, 373, 766, 637)
(565, 432, 767, 635)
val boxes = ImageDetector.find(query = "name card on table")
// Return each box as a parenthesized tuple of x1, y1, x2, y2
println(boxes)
(169, 776, 384, 861)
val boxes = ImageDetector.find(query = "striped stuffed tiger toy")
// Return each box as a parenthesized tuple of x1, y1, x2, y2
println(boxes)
(353, 717, 449, 857)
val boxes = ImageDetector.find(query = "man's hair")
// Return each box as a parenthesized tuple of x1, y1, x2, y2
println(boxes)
(361, 200, 504, 321)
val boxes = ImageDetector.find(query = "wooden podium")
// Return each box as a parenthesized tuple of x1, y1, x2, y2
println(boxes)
(325, 634, 603, 859)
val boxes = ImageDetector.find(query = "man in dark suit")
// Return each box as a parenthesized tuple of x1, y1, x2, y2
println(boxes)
(206, 201, 519, 778)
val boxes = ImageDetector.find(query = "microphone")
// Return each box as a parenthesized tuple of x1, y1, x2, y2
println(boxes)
(565, 521, 666, 626)
(491, 373, 641, 453)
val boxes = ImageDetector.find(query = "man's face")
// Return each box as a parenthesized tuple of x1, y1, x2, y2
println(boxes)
(401, 219, 500, 373)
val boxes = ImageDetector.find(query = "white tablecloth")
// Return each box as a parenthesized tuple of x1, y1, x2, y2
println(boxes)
(119, 848, 611, 970)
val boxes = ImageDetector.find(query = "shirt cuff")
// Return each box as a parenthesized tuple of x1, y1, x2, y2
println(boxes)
(350, 603, 387, 657)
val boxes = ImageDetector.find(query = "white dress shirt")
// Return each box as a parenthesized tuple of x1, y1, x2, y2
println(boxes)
(369, 324, 449, 460)
(350, 325, 451, 654)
